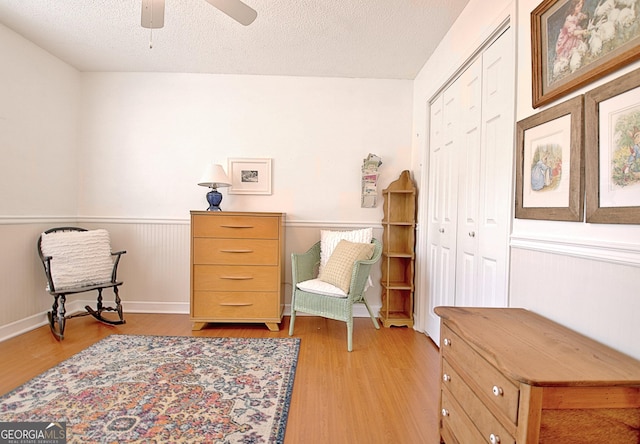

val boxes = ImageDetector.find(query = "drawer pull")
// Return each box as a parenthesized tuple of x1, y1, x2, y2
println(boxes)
(220, 225, 255, 229)
(492, 385, 504, 397)
(441, 408, 449, 417)
(219, 249, 254, 253)
(490, 433, 501, 444)
(443, 338, 451, 346)
(220, 276, 254, 280)
(442, 373, 451, 382)
(219, 302, 253, 306)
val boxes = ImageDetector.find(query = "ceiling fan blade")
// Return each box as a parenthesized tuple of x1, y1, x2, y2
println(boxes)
(141, 0, 165, 29)
(203, 0, 257, 26)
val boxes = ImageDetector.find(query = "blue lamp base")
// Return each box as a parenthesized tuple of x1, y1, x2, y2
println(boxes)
(206, 189, 223, 211)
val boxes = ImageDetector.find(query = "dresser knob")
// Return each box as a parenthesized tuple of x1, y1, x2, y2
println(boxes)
(442, 373, 451, 382)
(443, 338, 451, 346)
(490, 433, 501, 444)
(492, 385, 503, 397)
(469, 231, 476, 237)
(439, 228, 445, 233)
(441, 408, 449, 417)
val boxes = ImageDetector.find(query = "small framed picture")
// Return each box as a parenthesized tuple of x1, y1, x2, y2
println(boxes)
(585, 68, 640, 224)
(228, 158, 272, 195)
(515, 95, 585, 221)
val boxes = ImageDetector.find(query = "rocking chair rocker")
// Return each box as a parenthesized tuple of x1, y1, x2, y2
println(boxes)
(37, 227, 126, 340)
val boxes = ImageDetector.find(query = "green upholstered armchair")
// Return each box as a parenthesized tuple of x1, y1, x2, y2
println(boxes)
(288, 238, 382, 351)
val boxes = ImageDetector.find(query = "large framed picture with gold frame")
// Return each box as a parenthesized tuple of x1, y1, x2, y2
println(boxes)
(531, 0, 640, 108)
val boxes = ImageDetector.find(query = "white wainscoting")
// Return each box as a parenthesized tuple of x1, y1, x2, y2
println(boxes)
(0, 217, 383, 342)
(509, 236, 640, 360)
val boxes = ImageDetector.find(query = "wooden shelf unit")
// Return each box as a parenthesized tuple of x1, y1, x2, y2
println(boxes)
(379, 170, 416, 328)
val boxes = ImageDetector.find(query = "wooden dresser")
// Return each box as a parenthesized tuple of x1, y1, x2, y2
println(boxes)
(435, 306, 640, 444)
(190, 211, 285, 331)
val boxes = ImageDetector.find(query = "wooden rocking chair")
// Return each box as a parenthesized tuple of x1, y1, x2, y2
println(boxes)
(37, 227, 126, 339)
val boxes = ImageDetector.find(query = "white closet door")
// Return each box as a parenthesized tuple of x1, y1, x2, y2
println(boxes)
(455, 58, 483, 307)
(477, 27, 514, 308)
(424, 26, 514, 341)
(425, 79, 461, 344)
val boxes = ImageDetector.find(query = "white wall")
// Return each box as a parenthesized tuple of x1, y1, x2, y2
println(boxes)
(412, 0, 640, 359)
(0, 24, 79, 217)
(0, 24, 80, 331)
(510, 0, 640, 359)
(78, 73, 413, 221)
(74, 73, 410, 321)
(0, 23, 412, 337)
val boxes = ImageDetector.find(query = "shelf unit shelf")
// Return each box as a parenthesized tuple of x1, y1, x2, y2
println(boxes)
(379, 170, 416, 328)
(383, 252, 414, 258)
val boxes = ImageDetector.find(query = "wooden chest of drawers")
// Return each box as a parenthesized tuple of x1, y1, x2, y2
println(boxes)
(190, 211, 285, 331)
(435, 307, 640, 444)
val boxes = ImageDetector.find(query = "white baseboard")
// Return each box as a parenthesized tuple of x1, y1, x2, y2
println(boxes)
(124, 301, 190, 314)
(0, 301, 382, 342)
(0, 312, 49, 342)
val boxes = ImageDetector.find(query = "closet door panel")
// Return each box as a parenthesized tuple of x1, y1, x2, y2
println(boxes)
(478, 27, 514, 308)
(441, 84, 460, 232)
(456, 251, 477, 306)
(426, 84, 459, 342)
(455, 58, 482, 306)
(479, 256, 500, 306)
(426, 95, 445, 341)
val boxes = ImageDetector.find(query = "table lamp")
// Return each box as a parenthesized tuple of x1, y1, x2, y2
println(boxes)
(198, 164, 231, 211)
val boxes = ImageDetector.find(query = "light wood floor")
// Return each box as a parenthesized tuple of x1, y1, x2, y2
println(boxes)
(0, 313, 442, 443)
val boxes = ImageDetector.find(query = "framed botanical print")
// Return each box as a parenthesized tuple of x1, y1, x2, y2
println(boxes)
(516, 95, 585, 221)
(585, 67, 640, 223)
(531, 0, 640, 108)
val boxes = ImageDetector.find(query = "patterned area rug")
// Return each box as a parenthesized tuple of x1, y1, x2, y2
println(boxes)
(0, 335, 300, 443)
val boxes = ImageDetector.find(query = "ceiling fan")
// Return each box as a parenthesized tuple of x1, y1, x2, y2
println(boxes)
(141, 0, 257, 29)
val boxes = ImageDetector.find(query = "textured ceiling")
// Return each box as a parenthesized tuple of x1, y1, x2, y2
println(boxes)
(0, 0, 470, 79)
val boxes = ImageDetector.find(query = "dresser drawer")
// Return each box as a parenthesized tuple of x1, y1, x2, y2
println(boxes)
(443, 359, 515, 443)
(192, 291, 279, 319)
(441, 388, 486, 444)
(192, 214, 279, 239)
(441, 325, 519, 424)
(193, 265, 279, 291)
(193, 238, 279, 265)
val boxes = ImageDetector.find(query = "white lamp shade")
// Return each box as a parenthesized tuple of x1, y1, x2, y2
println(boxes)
(198, 164, 231, 188)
